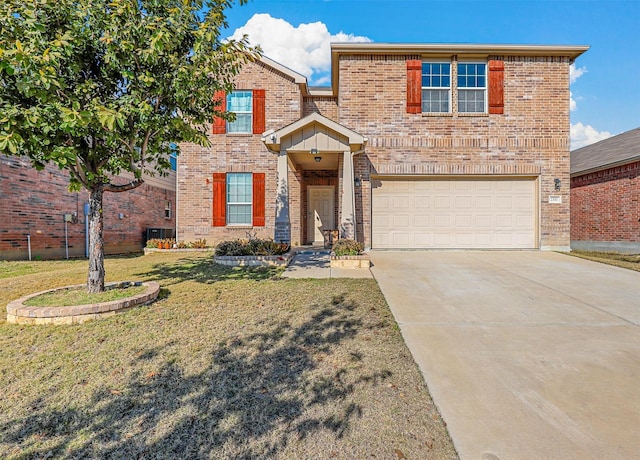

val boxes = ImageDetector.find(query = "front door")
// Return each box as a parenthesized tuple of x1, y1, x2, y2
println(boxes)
(308, 186, 335, 244)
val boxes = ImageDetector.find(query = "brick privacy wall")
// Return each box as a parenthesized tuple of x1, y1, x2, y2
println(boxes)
(0, 157, 175, 260)
(571, 162, 640, 242)
(337, 54, 571, 248)
(177, 60, 302, 245)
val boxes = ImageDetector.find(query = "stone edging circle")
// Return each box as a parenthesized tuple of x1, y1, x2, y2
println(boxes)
(6, 281, 160, 325)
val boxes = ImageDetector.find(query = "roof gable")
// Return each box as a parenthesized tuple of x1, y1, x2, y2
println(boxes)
(262, 112, 367, 153)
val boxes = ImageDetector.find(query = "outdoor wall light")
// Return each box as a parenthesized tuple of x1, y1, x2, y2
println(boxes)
(354, 177, 361, 187)
(314, 156, 322, 163)
(310, 148, 319, 155)
(554, 178, 561, 191)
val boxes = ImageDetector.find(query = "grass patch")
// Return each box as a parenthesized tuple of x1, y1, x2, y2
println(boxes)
(23, 284, 148, 307)
(0, 253, 457, 459)
(567, 250, 640, 272)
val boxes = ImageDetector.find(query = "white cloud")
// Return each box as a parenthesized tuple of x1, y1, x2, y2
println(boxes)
(228, 14, 371, 85)
(571, 122, 612, 150)
(569, 63, 586, 84)
(569, 64, 587, 112)
(568, 65, 611, 149)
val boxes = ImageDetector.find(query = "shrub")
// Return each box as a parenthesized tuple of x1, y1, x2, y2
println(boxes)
(146, 239, 160, 248)
(191, 238, 208, 249)
(333, 238, 364, 256)
(215, 238, 290, 256)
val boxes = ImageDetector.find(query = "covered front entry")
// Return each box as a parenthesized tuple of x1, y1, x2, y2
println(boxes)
(262, 112, 367, 245)
(307, 185, 335, 244)
(372, 176, 538, 249)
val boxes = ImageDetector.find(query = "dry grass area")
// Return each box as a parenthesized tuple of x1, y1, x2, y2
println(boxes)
(567, 250, 640, 272)
(0, 253, 457, 459)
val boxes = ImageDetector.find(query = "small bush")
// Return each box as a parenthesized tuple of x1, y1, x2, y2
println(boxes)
(333, 238, 364, 256)
(191, 238, 208, 249)
(215, 238, 290, 256)
(146, 238, 176, 249)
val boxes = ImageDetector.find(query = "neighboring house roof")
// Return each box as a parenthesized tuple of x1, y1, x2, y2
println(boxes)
(571, 128, 640, 176)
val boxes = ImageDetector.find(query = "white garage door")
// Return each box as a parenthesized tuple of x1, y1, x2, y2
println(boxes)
(372, 178, 537, 249)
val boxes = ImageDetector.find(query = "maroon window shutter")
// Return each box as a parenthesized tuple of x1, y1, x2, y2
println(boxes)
(488, 60, 505, 114)
(212, 173, 226, 226)
(252, 172, 265, 227)
(252, 89, 266, 134)
(212, 90, 227, 134)
(406, 60, 422, 114)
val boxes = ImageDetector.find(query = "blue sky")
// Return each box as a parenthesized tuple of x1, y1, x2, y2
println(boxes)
(222, 0, 640, 149)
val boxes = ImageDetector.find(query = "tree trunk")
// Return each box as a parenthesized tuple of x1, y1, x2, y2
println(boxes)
(87, 185, 105, 293)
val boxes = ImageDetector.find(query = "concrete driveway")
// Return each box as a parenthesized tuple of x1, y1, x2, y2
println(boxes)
(370, 251, 640, 460)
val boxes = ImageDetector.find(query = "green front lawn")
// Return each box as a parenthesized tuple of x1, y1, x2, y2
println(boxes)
(0, 253, 457, 459)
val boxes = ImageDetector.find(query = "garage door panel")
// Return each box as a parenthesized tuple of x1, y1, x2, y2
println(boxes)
(434, 196, 451, 208)
(476, 196, 492, 208)
(372, 178, 537, 249)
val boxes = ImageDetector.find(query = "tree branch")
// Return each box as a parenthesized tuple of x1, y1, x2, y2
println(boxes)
(104, 178, 145, 193)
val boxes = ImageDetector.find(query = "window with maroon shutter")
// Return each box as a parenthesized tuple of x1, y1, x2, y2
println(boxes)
(457, 63, 487, 113)
(212, 90, 226, 134)
(252, 173, 265, 226)
(213, 172, 266, 227)
(488, 60, 505, 114)
(212, 173, 226, 226)
(252, 89, 266, 134)
(406, 60, 422, 114)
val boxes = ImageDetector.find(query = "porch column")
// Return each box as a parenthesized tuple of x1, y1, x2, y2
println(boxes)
(340, 151, 356, 239)
(274, 149, 290, 243)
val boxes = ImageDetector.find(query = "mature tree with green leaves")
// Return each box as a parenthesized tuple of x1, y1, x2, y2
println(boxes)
(0, 0, 258, 292)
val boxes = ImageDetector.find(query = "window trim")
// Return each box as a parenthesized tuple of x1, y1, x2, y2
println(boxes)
(226, 172, 253, 226)
(457, 61, 488, 114)
(421, 61, 452, 114)
(226, 90, 253, 134)
(164, 200, 172, 219)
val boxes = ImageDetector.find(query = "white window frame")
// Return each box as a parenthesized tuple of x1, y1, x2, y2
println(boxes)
(165, 200, 171, 219)
(421, 61, 452, 113)
(226, 173, 253, 226)
(226, 90, 253, 134)
(457, 62, 488, 114)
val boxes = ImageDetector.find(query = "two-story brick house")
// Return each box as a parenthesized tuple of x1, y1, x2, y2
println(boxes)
(177, 43, 588, 250)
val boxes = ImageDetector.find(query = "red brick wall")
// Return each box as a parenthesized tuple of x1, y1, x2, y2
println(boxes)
(303, 96, 338, 120)
(337, 54, 571, 248)
(178, 52, 573, 249)
(0, 157, 175, 260)
(570, 162, 640, 242)
(177, 60, 303, 245)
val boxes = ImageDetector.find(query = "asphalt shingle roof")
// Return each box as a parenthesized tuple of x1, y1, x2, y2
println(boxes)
(571, 128, 640, 176)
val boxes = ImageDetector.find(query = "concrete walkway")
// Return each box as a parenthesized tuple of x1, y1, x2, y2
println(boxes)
(370, 251, 640, 460)
(282, 248, 373, 279)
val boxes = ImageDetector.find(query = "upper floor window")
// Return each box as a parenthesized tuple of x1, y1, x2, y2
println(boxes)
(457, 63, 487, 113)
(227, 91, 253, 134)
(407, 59, 502, 115)
(226, 172, 253, 225)
(421, 62, 451, 113)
